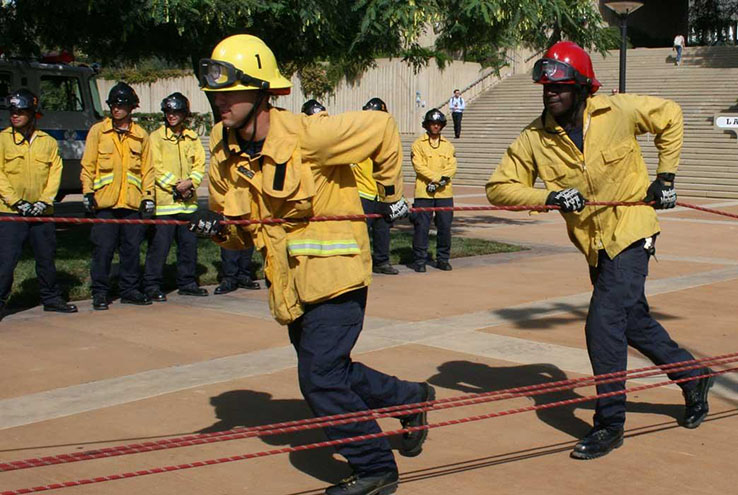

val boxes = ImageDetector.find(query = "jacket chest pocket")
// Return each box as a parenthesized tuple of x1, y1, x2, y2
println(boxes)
(97, 140, 116, 172)
(2, 150, 26, 175)
(261, 153, 316, 217)
(127, 140, 143, 172)
(600, 141, 635, 183)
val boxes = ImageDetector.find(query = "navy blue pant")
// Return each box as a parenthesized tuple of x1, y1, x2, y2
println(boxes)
(220, 247, 255, 283)
(0, 214, 62, 305)
(143, 213, 198, 290)
(360, 197, 391, 265)
(586, 240, 700, 429)
(412, 197, 453, 265)
(288, 288, 421, 474)
(90, 208, 145, 297)
(452, 112, 463, 138)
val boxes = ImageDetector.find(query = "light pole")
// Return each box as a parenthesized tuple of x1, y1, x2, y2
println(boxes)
(604, 1, 644, 93)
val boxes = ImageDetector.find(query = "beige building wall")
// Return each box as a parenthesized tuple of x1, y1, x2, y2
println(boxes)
(97, 48, 537, 134)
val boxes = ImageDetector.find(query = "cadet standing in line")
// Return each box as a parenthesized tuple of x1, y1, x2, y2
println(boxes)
(0, 89, 77, 319)
(410, 109, 457, 272)
(352, 97, 399, 275)
(80, 82, 154, 310)
(486, 41, 713, 460)
(190, 34, 433, 495)
(143, 92, 208, 300)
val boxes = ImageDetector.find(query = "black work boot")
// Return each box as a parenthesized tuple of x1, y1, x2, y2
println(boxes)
(570, 426, 624, 460)
(120, 290, 152, 306)
(373, 263, 399, 275)
(399, 383, 436, 457)
(683, 369, 714, 429)
(92, 293, 109, 311)
(214, 279, 238, 295)
(146, 288, 167, 302)
(43, 300, 78, 313)
(435, 260, 452, 271)
(325, 470, 398, 495)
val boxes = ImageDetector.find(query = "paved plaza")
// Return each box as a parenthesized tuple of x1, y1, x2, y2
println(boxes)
(1, 186, 737, 494)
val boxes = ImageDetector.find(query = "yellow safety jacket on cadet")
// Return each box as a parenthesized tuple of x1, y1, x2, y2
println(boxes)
(486, 93, 683, 266)
(0, 128, 63, 214)
(350, 158, 379, 200)
(208, 107, 404, 325)
(149, 125, 205, 215)
(411, 134, 457, 199)
(80, 118, 153, 210)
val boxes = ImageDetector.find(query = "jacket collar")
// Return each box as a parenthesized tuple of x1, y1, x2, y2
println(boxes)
(422, 132, 448, 144)
(223, 107, 297, 164)
(101, 117, 145, 140)
(162, 125, 198, 141)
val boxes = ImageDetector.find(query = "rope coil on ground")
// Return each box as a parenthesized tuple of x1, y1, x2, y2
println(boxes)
(1, 357, 735, 495)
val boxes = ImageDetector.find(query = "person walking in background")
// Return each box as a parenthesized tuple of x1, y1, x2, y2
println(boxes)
(80, 82, 154, 310)
(0, 89, 77, 319)
(449, 89, 465, 138)
(143, 92, 208, 301)
(673, 34, 685, 66)
(214, 247, 260, 294)
(410, 108, 457, 272)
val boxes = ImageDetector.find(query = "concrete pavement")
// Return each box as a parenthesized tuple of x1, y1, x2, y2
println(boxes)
(1, 186, 736, 494)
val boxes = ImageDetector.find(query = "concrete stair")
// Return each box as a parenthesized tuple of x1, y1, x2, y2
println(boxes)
(402, 46, 738, 199)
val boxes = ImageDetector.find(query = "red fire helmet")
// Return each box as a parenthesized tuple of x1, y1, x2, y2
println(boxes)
(532, 41, 601, 94)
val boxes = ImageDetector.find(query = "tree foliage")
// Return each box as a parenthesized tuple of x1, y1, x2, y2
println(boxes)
(689, 0, 738, 44)
(1, 0, 618, 98)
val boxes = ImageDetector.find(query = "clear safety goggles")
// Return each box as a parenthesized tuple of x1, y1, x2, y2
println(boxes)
(532, 58, 583, 84)
(198, 58, 270, 90)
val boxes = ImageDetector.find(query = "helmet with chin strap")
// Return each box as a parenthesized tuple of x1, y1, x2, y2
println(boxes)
(532, 41, 601, 94)
(422, 108, 447, 130)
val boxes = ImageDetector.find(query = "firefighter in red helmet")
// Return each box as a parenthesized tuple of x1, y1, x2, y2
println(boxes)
(487, 41, 712, 460)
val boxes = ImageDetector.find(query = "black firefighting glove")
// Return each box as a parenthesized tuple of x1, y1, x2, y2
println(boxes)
(83, 193, 97, 215)
(426, 182, 438, 194)
(188, 209, 225, 237)
(139, 199, 155, 219)
(546, 188, 587, 213)
(29, 201, 50, 217)
(438, 176, 450, 187)
(644, 173, 676, 209)
(13, 200, 33, 216)
(381, 197, 410, 222)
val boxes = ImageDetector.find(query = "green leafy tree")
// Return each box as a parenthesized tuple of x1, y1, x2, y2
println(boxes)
(1, 0, 617, 98)
(689, 0, 738, 44)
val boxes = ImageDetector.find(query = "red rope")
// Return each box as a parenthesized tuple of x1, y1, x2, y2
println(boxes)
(0, 200, 734, 225)
(1, 367, 734, 495)
(1, 356, 734, 475)
(0, 201, 650, 226)
(2, 352, 734, 474)
(676, 201, 738, 220)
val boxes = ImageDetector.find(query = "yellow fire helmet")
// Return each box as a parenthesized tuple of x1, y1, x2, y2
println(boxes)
(199, 34, 292, 94)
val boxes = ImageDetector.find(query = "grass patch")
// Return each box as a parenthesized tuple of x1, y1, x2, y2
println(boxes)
(7, 228, 522, 308)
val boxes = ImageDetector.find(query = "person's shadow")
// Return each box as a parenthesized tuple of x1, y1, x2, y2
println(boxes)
(428, 361, 686, 439)
(198, 390, 352, 483)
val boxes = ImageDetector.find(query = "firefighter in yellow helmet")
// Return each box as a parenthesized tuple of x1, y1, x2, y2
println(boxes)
(190, 34, 433, 495)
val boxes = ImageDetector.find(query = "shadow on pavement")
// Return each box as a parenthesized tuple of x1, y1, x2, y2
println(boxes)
(285, 409, 738, 495)
(427, 361, 687, 439)
(197, 389, 352, 484)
